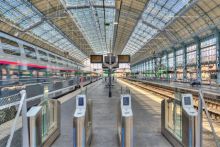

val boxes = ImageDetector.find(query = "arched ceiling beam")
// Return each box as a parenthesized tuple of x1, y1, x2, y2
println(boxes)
(66, 4, 115, 10)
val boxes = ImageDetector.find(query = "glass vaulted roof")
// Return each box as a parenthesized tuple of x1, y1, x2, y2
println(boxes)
(122, 0, 190, 55)
(65, 0, 115, 54)
(0, 0, 87, 60)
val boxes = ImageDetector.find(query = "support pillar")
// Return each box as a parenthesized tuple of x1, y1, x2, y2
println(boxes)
(195, 37, 202, 81)
(182, 43, 187, 82)
(214, 29, 220, 84)
(173, 47, 177, 81)
(165, 51, 169, 81)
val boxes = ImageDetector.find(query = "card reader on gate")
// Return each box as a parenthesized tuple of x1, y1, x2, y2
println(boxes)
(121, 94, 133, 117)
(74, 95, 86, 117)
(182, 94, 197, 116)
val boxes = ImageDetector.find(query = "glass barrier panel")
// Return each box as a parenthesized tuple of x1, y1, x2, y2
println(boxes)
(165, 99, 182, 141)
(174, 102, 182, 140)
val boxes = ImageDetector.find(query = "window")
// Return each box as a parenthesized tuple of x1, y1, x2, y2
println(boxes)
(187, 44, 196, 65)
(168, 53, 174, 68)
(201, 37, 217, 63)
(201, 37, 216, 48)
(49, 54, 56, 64)
(64, 60, 68, 67)
(176, 49, 183, 67)
(187, 52, 196, 64)
(161, 55, 167, 68)
(57, 57, 63, 65)
(0, 37, 20, 56)
(23, 45, 37, 59)
(38, 50, 48, 62)
(201, 46, 216, 63)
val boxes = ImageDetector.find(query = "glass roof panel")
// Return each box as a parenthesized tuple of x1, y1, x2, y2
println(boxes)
(65, 0, 115, 54)
(122, 0, 190, 55)
(65, 0, 88, 5)
(0, 0, 87, 60)
(0, 0, 41, 29)
(65, 0, 115, 7)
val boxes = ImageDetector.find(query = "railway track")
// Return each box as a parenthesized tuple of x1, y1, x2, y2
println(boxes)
(122, 78, 220, 120)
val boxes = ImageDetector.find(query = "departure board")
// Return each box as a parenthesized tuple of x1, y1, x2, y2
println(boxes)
(78, 97, 84, 106)
(123, 97, 129, 106)
(90, 55, 103, 63)
(184, 97, 191, 105)
(118, 55, 130, 63)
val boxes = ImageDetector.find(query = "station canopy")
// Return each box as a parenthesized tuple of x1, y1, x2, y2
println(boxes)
(0, 0, 220, 64)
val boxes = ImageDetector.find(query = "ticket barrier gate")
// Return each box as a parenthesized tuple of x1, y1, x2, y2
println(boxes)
(182, 94, 198, 147)
(117, 94, 133, 147)
(161, 94, 198, 147)
(73, 95, 93, 147)
(27, 99, 61, 147)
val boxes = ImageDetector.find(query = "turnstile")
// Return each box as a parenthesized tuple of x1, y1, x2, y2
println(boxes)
(182, 94, 198, 147)
(27, 99, 61, 147)
(117, 94, 133, 147)
(27, 106, 42, 147)
(73, 95, 93, 147)
(161, 93, 198, 147)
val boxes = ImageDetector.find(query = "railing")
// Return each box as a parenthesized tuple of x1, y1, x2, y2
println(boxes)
(161, 90, 220, 147)
(0, 90, 61, 147)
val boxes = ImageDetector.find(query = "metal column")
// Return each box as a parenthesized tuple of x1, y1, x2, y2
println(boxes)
(182, 43, 187, 82)
(173, 47, 177, 81)
(165, 51, 169, 80)
(195, 37, 201, 81)
(215, 29, 220, 84)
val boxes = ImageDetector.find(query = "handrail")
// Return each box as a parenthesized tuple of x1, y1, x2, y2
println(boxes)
(0, 83, 76, 110)
(198, 90, 220, 147)
(6, 90, 29, 147)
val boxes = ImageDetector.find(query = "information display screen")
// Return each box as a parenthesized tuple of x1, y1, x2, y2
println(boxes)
(118, 55, 130, 63)
(104, 56, 116, 64)
(90, 55, 103, 63)
(123, 97, 129, 106)
(78, 97, 84, 106)
(184, 97, 191, 105)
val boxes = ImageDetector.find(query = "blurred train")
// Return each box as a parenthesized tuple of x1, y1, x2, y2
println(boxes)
(0, 31, 101, 94)
(0, 32, 101, 124)
(0, 31, 83, 86)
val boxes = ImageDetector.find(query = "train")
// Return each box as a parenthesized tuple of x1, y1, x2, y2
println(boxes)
(0, 31, 102, 124)
(0, 31, 102, 97)
(0, 31, 83, 86)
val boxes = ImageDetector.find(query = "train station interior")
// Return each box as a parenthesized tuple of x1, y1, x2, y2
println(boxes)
(0, 0, 220, 147)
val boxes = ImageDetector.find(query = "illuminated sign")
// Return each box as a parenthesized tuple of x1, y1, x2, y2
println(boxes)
(90, 55, 103, 63)
(118, 55, 130, 63)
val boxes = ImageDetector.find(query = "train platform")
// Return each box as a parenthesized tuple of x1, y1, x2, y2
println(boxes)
(127, 78, 220, 97)
(120, 79, 220, 147)
(52, 79, 171, 147)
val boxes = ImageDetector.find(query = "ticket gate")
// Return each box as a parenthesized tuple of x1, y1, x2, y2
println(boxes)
(73, 95, 93, 147)
(117, 94, 133, 147)
(27, 99, 61, 147)
(27, 106, 42, 147)
(161, 93, 198, 147)
(181, 94, 198, 147)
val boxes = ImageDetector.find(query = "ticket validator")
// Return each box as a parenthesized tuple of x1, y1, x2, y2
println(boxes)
(73, 95, 86, 147)
(118, 94, 133, 147)
(73, 94, 93, 147)
(182, 94, 198, 147)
